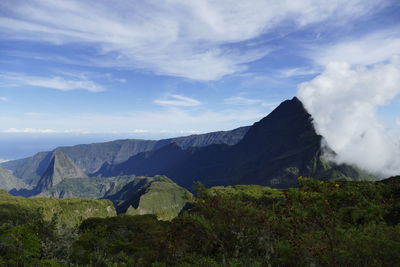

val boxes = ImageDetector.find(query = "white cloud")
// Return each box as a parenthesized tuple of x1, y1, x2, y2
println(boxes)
(0, 0, 387, 80)
(279, 67, 320, 78)
(298, 61, 400, 177)
(0, 97, 8, 101)
(296, 27, 400, 176)
(310, 27, 400, 67)
(0, 72, 104, 92)
(0, 107, 265, 137)
(154, 94, 201, 107)
(223, 95, 278, 108)
(0, 159, 9, 163)
(396, 118, 400, 126)
(223, 96, 262, 105)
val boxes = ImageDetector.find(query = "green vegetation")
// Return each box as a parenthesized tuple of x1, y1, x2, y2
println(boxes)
(24, 174, 193, 221)
(0, 177, 399, 266)
(124, 176, 193, 220)
(106, 175, 193, 221)
(205, 184, 283, 199)
(72, 215, 170, 266)
(0, 190, 116, 227)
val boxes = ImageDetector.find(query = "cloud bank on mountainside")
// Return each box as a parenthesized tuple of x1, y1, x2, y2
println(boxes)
(298, 60, 400, 177)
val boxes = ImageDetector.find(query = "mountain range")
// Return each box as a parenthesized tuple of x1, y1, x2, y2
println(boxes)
(95, 97, 374, 188)
(1, 126, 249, 185)
(0, 97, 376, 207)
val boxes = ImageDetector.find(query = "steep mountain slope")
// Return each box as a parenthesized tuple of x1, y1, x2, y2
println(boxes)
(103, 175, 192, 220)
(96, 142, 193, 177)
(0, 166, 28, 191)
(1, 151, 50, 185)
(38, 175, 138, 198)
(35, 151, 87, 193)
(38, 175, 192, 220)
(155, 126, 249, 150)
(2, 127, 250, 184)
(98, 97, 373, 189)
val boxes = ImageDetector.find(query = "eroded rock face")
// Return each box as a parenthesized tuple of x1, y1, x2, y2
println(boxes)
(97, 97, 374, 189)
(2, 126, 249, 184)
(38, 176, 137, 199)
(35, 151, 87, 193)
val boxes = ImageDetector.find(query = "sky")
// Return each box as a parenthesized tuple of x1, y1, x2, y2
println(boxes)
(0, 0, 400, 174)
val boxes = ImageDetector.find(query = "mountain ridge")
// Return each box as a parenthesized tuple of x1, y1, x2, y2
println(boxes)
(1, 126, 250, 185)
(96, 97, 374, 189)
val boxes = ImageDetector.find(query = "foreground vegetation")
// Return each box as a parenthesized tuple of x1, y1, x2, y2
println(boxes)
(0, 177, 399, 266)
(0, 190, 116, 227)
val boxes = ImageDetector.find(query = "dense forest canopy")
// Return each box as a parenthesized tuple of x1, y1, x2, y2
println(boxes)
(0, 177, 399, 266)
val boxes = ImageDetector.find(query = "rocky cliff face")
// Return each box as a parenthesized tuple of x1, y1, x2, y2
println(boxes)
(35, 151, 87, 193)
(2, 127, 250, 184)
(96, 97, 374, 189)
(38, 175, 137, 199)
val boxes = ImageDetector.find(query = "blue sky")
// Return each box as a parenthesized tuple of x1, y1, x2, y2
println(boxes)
(0, 0, 400, 162)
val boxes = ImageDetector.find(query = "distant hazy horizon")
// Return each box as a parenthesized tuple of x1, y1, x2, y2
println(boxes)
(0, 133, 178, 160)
(0, 126, 252, 160)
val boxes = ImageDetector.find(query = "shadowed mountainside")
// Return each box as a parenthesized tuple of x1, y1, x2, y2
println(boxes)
(103, 175, 192, 220)
(38, 175, 192, 220)
(96, 97, 374, 189)
(2, 127, 249, 185)
(38, 175, 137, 199)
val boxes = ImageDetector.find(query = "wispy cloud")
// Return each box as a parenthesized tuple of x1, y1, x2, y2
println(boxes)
(0, 107, 265, 137)
(0, 0, 387, 80)
(309, 27, 400, 67)
(279, 67, 320, 78)
(0, 72, 104, 92)
(223, 96, 261, 105)
(223, 94, 278, 108)
(154, 94, 201, 107)
(396, 118, 400, 126)
(0, 97, 8, 101)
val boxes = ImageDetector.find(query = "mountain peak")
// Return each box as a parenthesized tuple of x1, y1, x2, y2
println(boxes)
(35, 151, 87, 193)
(238, 97, 316, 149)
(261, 96, 308, 121)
